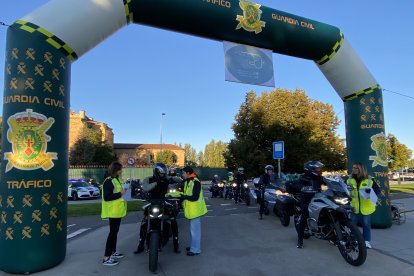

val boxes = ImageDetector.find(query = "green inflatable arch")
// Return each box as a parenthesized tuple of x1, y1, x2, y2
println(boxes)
(0, 0, 391, 273)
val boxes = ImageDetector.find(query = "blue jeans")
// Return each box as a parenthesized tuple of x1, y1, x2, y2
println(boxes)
(352, 213, 371, 242)
(189, 217, 201, 253)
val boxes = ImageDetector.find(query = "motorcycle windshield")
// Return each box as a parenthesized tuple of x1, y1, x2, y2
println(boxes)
(323, 176, 350, 196)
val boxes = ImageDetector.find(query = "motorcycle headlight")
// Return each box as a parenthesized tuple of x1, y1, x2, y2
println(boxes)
(334, 197, 349, 205)
(149, 205, 163, 218)
(232, 183, 237, 187)
(243, 183, 248, 188)
(169, 188, 176, 193)
(218, 183, 224, 187)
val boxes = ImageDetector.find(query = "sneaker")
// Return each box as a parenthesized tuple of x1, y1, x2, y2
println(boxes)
(111, 252, 124, 259)
(365, 241, 372, 249)
(297, 242, 303, 249)
(103, 257, 119, 266)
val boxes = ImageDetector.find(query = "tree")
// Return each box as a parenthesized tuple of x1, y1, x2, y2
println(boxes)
(224, 89, 346, 176)
(69, 138, 95, 165)
(184, 144, 198, 166)
(203, 139, 227, 167)
(155, 150, 178, 167)
(69, 124, 116, 165)
(387, 133, 412, 170)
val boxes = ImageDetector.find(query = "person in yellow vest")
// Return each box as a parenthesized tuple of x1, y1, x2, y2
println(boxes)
(101, 161, 127, 266)
(181, 166, 208, 256)
(347, 162, 380, 249)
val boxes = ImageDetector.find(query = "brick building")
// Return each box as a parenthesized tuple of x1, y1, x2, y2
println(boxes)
(69, 110, 184, 166)
(69, 110, 113, 150)
(113, 143, 185, 167)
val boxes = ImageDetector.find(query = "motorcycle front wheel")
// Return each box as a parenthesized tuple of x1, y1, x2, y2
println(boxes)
(336, 220, 367, 266)
(149, 232, 160, 272)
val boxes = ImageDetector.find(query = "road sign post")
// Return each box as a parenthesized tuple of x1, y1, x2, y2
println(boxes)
(273, 141, 284, 178)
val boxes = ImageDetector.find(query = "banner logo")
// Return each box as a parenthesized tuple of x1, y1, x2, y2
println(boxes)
(369, 132, 387, 167)
(236, 0, 265, 34)
(4, 109, 57, 172)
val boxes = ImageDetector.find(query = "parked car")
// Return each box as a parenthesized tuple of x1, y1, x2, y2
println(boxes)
(68, 179, 101, 200)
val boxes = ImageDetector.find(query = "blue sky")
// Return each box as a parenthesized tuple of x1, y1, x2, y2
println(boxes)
(1, 0, 413, 154)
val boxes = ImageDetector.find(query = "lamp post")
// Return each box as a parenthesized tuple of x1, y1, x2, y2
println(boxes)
(160, 112, 166, 162)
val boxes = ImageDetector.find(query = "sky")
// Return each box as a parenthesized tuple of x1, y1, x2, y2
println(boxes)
(1, 0, 413, 155)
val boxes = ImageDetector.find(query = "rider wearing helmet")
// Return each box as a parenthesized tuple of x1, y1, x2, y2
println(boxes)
(296, 161, 326, 249)
(135, 163, 182, 254)
(225, 172, 234, 200)
(257, 164, 276, 220)
(168, 167, 178, 177)
(234, 167, 247, 204)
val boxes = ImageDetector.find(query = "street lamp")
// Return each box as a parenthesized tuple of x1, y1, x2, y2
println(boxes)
(160, 112, 166, 162)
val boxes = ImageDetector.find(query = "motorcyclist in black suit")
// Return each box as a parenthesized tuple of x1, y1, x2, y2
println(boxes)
(296, 161, 326, 248)
(258, 165, 276, 220)
(134, 163, 182, 254)
(234, 167, 247, 204)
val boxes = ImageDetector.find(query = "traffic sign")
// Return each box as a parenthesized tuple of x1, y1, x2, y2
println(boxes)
(127, 157, 135, 166)
(273, 141, 284, 159)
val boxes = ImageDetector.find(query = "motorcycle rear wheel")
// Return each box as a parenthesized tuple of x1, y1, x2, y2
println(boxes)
(149, 232, 160, 272)
(336, 220, 367, 266)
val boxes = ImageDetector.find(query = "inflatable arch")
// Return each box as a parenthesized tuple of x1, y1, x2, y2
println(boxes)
(1, 0, 391, 273)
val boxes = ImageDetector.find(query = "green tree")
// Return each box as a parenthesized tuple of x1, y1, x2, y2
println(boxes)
(69, 138, 95, 165)
(156, 150, 178, 167)
(203, 139, 227, 167)
(184, 144, 198, 166)
(225, 89, 346, 176)
(69, 125, 116, 165)
(387, 133, 412, 170)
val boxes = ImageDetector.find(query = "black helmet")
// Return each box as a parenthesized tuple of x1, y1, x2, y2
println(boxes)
(237, 167, 244, 174)
(168, 167, 176, 175)
(154, 163, 167, 178)
(265, 164, 274, 172)
(304, 161, 324, 176)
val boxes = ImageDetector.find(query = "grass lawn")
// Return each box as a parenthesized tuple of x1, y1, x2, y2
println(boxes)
(389, 183, 414, 194)
(67, 200, 146, 217)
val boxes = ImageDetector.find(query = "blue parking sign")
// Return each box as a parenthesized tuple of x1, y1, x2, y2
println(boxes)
(273, 141, 284, 159)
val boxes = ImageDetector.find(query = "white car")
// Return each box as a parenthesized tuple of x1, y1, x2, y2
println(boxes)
(68, 180, 100, 200)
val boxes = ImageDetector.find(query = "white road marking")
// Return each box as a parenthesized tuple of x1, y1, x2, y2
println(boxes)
(225, 208, 237, 211)
(220, 203, 232, 206)
(67, 224, 76, 228)
(67, 228, 90, 239)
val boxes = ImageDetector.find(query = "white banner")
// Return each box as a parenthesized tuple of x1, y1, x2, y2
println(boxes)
(224, 41, 275, 87)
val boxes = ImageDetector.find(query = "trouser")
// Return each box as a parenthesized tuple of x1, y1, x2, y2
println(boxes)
(297, 194, 312, 244)
(234, 184, 241, 202)
(352, 213, 372, 242)
(259, 188, 266, 215)
(104, 217, 121, 257)
(189, 217, 201, 253)
(224, 186, 231, 199)
(137, 208, 179, 250)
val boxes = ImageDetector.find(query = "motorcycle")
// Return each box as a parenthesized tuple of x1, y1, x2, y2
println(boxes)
(239, 182, 251, 205)
(141, 198, 177, 273)
(209, 180, 225, 198)
(286, 175, 366, 266)
(167, 182, 184, 217)
(225, 182, 237, 200)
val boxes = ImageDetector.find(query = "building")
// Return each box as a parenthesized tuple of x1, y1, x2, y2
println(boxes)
(69, 110, 184, 166)
(69, 110, 113, 150)
(113, 143, 185, 167)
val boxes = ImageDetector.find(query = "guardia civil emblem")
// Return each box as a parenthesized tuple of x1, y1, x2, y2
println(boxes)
(236, 0, 266, 34)
(369, 132, 387, 167)
(4, 109, 57, 172)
